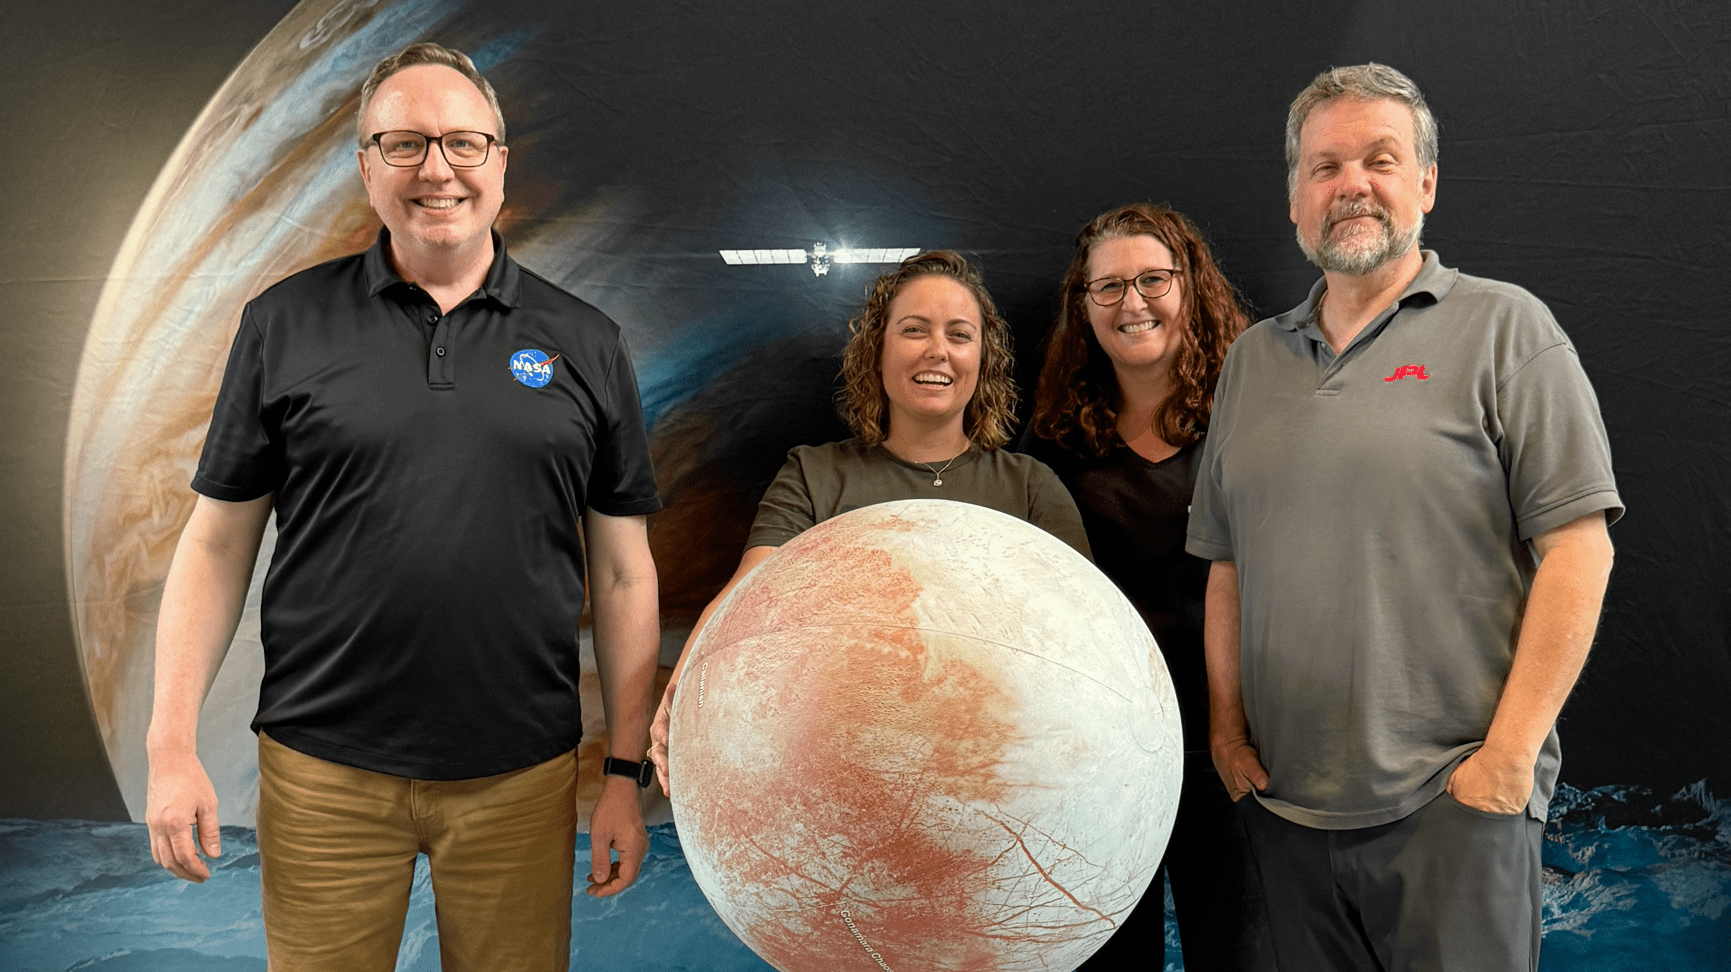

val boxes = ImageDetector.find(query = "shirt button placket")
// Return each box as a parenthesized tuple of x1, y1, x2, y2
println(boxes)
(426, 309, 455, 389)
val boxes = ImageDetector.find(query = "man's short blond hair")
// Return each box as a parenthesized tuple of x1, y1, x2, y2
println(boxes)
(356, 42, 505, 148)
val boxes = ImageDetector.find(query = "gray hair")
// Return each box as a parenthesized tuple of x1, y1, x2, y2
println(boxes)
(1285, 63, 1437, 197)
(356, 42, 506, 148)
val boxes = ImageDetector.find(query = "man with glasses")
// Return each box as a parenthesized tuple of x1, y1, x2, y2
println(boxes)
(1187, 63, 1620, 971)
(145, 42, 662, 970)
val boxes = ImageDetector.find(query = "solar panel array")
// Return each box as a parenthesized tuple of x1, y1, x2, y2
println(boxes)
(718, 247, 922, 265)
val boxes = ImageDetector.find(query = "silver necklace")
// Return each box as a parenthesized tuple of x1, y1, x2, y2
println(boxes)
(920, 453, 962, 487)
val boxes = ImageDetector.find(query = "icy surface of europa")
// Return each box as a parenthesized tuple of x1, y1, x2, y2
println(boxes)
(668, 500, 1184, 972)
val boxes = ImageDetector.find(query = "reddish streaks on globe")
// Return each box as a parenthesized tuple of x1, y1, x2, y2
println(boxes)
(670, 500, 1181, 972)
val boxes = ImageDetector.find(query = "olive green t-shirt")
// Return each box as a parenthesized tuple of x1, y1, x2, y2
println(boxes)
(747, 439, 1093, 560)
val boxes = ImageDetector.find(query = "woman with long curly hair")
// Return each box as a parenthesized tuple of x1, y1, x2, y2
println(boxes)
(649, 250, 1088, 795)
(1023, 203, 1273, 971)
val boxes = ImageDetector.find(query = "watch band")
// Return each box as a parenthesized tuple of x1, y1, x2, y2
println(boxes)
(602, 756, 654, 788)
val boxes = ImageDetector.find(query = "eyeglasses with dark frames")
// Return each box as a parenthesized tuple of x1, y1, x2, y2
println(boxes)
(1085, 269, 1181, 307)
(368, 130, 499, 168)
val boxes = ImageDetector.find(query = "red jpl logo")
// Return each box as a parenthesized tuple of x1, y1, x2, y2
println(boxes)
(1383, 364, 1430, 382)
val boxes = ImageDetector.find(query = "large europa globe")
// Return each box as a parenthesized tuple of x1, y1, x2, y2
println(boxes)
(668, 500, 1182, 972)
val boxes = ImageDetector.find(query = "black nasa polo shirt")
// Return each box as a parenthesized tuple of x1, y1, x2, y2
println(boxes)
(194, 230, 661, 780)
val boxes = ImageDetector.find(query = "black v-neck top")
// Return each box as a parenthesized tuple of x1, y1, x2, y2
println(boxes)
(1019, 433, 1209, 752)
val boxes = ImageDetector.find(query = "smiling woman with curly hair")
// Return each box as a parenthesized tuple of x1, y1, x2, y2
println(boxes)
(835, 249, 1019, 450)
(649, 249, 1088, 796)
(1022, 203, 1271, 972)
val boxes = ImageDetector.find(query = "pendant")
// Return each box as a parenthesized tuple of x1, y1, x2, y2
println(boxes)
(933, 477, 943, 486)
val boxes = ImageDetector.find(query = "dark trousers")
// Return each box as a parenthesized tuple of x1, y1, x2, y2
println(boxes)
(1079, 751, 1277, 971)
(1241, 791, 1543, 972)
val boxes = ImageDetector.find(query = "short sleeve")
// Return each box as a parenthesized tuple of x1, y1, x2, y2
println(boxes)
(745, 450, 818, 548)
(192, 305, 283, 501)
(584, 334, 662, 517)
(1185, 351, 1239, 562)
(1497, 342, 1623, 539)
(1024, 459, 1094, 560)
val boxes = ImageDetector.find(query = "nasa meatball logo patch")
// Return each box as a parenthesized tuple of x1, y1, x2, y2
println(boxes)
(509, 349, 559, 388)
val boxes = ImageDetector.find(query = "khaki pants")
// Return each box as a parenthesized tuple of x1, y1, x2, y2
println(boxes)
(256, 732, 577, 972)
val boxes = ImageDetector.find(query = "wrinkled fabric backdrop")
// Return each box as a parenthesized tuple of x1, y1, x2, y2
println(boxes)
(2, 0, 1725, 838)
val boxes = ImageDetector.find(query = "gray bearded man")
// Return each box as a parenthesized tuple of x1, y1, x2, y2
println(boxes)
(145, 43, 663, 971)
(1188, 63, 1620, 972)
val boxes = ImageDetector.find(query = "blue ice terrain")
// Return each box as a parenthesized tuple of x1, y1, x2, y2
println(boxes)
(1, 782, 1725, 972)
(0, 825, 759, 972)
(1542, 781, 1731, 968)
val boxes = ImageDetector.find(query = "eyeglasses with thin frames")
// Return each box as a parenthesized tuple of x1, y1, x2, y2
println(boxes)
(1085, 269, 1180, 307)
(368, 130, 499, 168)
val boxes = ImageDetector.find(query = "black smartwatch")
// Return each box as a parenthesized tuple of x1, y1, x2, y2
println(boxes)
(602, 756, 654, 788)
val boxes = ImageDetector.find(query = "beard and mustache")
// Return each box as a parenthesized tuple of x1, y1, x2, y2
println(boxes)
(1297, 199, 1424, 276)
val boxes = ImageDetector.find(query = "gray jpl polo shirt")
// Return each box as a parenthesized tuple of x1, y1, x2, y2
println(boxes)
(1187, 251, 1622, 829)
